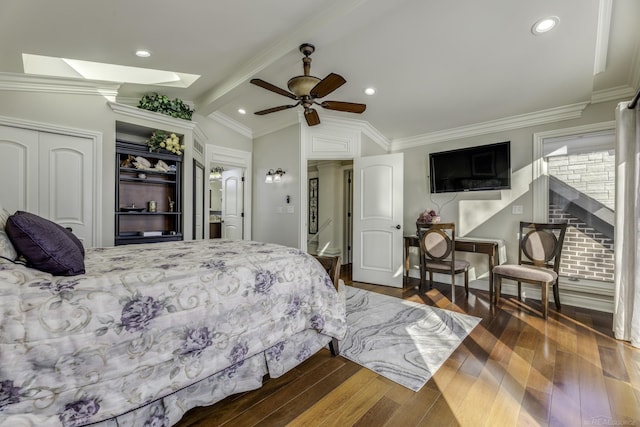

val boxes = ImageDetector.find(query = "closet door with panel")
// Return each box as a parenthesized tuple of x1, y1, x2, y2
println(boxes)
(0, 125, 95, 246)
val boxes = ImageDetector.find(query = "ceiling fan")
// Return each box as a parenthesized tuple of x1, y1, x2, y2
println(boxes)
(250, 43, 366, 126)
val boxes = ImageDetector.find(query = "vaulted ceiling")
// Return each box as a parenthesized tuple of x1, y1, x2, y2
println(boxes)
(1, 0, 638, 141)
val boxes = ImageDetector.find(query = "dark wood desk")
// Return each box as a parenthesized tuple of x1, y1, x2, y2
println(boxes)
(404, 235, 500, 301)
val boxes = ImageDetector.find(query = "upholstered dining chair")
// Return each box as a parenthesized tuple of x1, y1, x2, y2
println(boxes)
(312, 254, 342, 356)
(492, 222, 567, 319)
(416, 222, 469, 294)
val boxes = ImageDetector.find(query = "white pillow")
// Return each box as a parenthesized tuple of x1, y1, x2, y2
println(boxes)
(0, 206, 18, 261)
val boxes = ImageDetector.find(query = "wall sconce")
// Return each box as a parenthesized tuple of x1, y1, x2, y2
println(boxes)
(209, 166, 224, 181)
(265, 168, 285, 183)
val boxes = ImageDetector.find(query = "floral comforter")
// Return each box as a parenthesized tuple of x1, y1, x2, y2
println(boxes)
(0, 240, 347, 426)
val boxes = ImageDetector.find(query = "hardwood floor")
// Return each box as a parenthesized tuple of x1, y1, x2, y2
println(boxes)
(176, 268, 640, 427)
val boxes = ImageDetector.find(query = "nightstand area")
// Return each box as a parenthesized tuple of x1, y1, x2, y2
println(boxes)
(210, 221, 221, 239)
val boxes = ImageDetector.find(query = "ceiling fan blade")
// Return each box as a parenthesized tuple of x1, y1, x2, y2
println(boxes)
(304, 108, 320, 126)
(250, 78, 297, 100)
(254, 103, 299, 115)
(320, 101, 367, 114)
(310, 73, 346, 98)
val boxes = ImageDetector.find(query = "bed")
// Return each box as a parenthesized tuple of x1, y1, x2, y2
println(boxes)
(0, 238, 347, 427)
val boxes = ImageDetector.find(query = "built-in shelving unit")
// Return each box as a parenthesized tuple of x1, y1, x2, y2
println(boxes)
(115, 140, 183, 245)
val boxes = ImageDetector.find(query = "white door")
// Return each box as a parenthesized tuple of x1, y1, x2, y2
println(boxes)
(38, 132, 94, 246)
(0, 125, 39, 212)
(353, 153, 404, 287)
(221, 168, 244, 240)
(0, 126, 94, 246)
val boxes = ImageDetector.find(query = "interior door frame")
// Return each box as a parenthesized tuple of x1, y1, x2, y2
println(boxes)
(192, 159, 205, 239)
(205, 144, 252, 240)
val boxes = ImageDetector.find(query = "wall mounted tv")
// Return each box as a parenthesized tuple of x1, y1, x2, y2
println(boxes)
(429, 141, 511, 193)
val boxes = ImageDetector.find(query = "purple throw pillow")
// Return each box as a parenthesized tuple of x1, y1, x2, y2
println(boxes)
(6, 211, 85, 276)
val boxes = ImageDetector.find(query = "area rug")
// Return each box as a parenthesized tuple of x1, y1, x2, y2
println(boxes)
(340, 286, 481, 392)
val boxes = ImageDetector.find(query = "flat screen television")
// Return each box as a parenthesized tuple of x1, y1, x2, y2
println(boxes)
(429, 141, 511, 193)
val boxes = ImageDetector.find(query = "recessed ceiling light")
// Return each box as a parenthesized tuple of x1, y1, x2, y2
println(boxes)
(135, 50, 151, 58)
(532, 16, 559, 35)
(238, 108, 246, 115)
(364, 87, 376, 96)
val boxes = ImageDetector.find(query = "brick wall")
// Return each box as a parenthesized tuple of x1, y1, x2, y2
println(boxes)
(547, 151, 615, 210)
(547, 152, 615, 283)
(549, 204, 614, 282)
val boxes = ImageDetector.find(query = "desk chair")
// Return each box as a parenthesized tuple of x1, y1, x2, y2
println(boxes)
(492, 222, 567, 319)
(312, 254, 342, 356)
(416, 222, 469, 294)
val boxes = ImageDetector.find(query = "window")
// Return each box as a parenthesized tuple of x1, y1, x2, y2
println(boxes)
(533, 124, 615, 286)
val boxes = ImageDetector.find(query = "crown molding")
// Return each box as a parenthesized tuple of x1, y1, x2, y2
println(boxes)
(315, 114, 390, 152)
(208, 111, 253, 139)
(107, 101, 197, 131)
(591, 85, 637, 104)
(391, 102, 589, 151)
(0, 72, 120, 97)
(113, 96, 139, 107)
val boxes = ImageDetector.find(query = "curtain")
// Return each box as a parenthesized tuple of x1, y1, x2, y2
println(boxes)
(614, 101, 640, 348)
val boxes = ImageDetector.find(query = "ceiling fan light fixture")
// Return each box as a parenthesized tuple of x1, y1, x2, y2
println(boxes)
(364, 87, 376, 95)
(238, 108, 246, 114)
(532, 16, 559, 35)
(250, 43, 366, 126)
(287, 76, 321, 97)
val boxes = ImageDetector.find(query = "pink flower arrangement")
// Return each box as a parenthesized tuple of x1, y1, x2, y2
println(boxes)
(417, 209, 439, 223)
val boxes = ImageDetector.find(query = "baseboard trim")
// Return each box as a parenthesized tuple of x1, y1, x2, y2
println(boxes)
(408, 271, 614, 313)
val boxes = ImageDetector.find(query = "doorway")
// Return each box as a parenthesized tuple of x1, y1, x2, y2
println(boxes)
(205, 144, 252, 241)
(208, 164, 244, 240)
(306, 160, 353, 259)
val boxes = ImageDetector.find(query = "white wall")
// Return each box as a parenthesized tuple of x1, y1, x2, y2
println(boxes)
(252, 124, 300, 247)
(193, 113, 252, 152)
(399, 99, 622, 278)
(361, 133, 387, 156)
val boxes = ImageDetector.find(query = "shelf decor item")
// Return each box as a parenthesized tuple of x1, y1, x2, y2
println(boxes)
(417, 209, 440, 224)
(146, 130, 185, 155)
(137, 92, 194, 120)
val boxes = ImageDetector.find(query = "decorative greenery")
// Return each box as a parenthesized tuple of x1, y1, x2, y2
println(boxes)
(138, 93, 194, 121)
(146, 130, 184, 155)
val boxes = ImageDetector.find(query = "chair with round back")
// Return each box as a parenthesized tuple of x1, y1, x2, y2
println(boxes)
(417, 222, 469, 295)
(492, 221, 567, 319)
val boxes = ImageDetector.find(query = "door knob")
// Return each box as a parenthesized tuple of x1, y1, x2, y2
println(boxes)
(394, 224, 401, 229)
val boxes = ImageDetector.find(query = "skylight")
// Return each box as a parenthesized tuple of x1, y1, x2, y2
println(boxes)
(22, 54, 200, 88)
